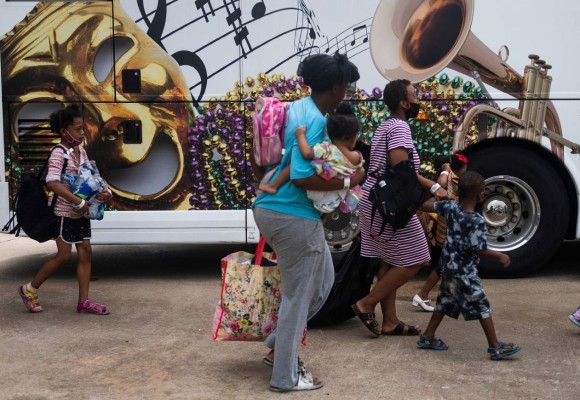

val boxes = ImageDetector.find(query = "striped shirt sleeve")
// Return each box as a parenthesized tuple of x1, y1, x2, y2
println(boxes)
(46, 146, 67, 182)
(386, 119, 420, 171)
(386, 119, 414, 151)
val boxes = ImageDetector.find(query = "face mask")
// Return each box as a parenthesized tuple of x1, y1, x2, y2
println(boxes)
(404, 102, 420, 120)
(64, 130, 82, 146)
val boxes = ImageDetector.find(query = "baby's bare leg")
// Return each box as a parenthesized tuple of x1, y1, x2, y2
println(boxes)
(259, 165, 290, 194)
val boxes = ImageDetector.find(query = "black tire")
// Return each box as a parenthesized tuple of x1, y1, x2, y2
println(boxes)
(467, 145, 569, 278)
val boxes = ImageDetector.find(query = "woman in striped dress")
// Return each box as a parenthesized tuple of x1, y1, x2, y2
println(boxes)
(351, 79, 448, 336)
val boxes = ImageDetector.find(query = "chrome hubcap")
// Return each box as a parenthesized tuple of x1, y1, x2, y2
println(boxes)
(482, 176, 540, 252)
(324, 207, 360, 246)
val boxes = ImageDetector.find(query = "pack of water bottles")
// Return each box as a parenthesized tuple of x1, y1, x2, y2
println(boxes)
(64, 160, 107, 220)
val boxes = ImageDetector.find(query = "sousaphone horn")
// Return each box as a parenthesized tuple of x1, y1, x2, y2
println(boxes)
(369, 0, 566, 159)
(369, 0, 521, 95)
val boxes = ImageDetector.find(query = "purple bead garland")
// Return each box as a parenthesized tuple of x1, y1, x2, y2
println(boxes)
(187, 72, 485, 210)
(188, 103, 250, 210)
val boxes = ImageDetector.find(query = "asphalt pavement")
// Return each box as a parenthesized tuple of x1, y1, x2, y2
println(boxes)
(0, 233, 579, 400)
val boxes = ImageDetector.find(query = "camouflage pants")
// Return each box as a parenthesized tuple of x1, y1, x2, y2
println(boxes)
(434, 276, 491, 321)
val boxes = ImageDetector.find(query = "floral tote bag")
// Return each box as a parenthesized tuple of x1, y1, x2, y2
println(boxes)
(212, 237, 282, 341)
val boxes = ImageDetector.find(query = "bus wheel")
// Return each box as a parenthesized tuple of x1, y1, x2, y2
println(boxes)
(323, 207, 360, 263)
(467, 145, 569, 278)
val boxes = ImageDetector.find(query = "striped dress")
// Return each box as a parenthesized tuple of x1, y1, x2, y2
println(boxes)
(359, 117, 430, 267)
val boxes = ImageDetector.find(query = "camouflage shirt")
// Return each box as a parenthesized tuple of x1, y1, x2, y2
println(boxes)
(434, 200, 487, 278)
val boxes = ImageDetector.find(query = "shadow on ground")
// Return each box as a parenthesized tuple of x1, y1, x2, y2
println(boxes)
(4, 239, 579, 283)
(3, 243, 247, 281)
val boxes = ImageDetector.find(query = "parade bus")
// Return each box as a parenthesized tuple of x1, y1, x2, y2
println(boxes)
(1, 0, 580, 277)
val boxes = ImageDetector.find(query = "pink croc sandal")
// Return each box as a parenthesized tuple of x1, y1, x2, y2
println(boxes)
(77, 299, 110, 315)
(18, 285, 43, 313)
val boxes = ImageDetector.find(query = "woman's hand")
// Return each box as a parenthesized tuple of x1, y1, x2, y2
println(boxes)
(417, 173, 448, 200)
(433, 187, 448, 201)
(96, 190, 113, 203)
(294, 166, 365, 192)
(73, 199, 91, 215)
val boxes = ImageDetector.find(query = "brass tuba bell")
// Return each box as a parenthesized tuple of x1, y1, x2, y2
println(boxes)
(369, 0, 565, 159)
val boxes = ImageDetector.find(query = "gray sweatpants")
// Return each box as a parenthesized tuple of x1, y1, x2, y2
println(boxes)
(253, 207, 335, 390)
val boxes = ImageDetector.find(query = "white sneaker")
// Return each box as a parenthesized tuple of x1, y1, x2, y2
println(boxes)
(412, 294, 434, 312)
(270, 366, 323, 392)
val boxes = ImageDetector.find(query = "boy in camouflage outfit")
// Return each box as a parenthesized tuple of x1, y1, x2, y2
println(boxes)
(417, 170, 521, 360)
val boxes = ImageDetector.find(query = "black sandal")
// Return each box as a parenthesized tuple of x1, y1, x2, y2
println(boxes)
(381, 321, 421, 336)
(351, 303, 381, 336)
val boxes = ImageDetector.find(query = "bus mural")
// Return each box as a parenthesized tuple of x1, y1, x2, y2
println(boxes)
(2, 0, 580, 277)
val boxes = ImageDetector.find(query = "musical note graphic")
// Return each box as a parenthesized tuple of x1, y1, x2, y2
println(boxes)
(223, 0, 252, 58)
(173, 50, 208, 107)
(298, 0, 321, 38)
(324, 36, 338, 53)
(350, 25, 368, 46)
(132, 0, 372, 102)
(319, 19, 372, 59)
(195, 0, 215, 23)
(135, 0, 210, 106)
(136, 0, 168, 50)
(252, 0, 266, 19)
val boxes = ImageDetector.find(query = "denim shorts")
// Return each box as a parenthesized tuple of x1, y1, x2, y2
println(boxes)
(434, 276, 491, 321)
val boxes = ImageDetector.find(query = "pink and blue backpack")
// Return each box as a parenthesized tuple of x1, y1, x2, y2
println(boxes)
(252, 96, 288, 167)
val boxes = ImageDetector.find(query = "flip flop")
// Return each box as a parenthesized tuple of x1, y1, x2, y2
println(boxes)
(351, 303, 381, 336)
(381, 321, 421, 336)
(262, 357, 274, 367)
(262, 349, 274, 367)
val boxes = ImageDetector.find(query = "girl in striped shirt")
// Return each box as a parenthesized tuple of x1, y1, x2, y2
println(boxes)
(18, 105, 112, 315)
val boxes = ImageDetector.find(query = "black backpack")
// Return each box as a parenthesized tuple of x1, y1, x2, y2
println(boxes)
(308, 236, 376, 327)
(368, 158, 429, 237)
(2, 145, 68, 242)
